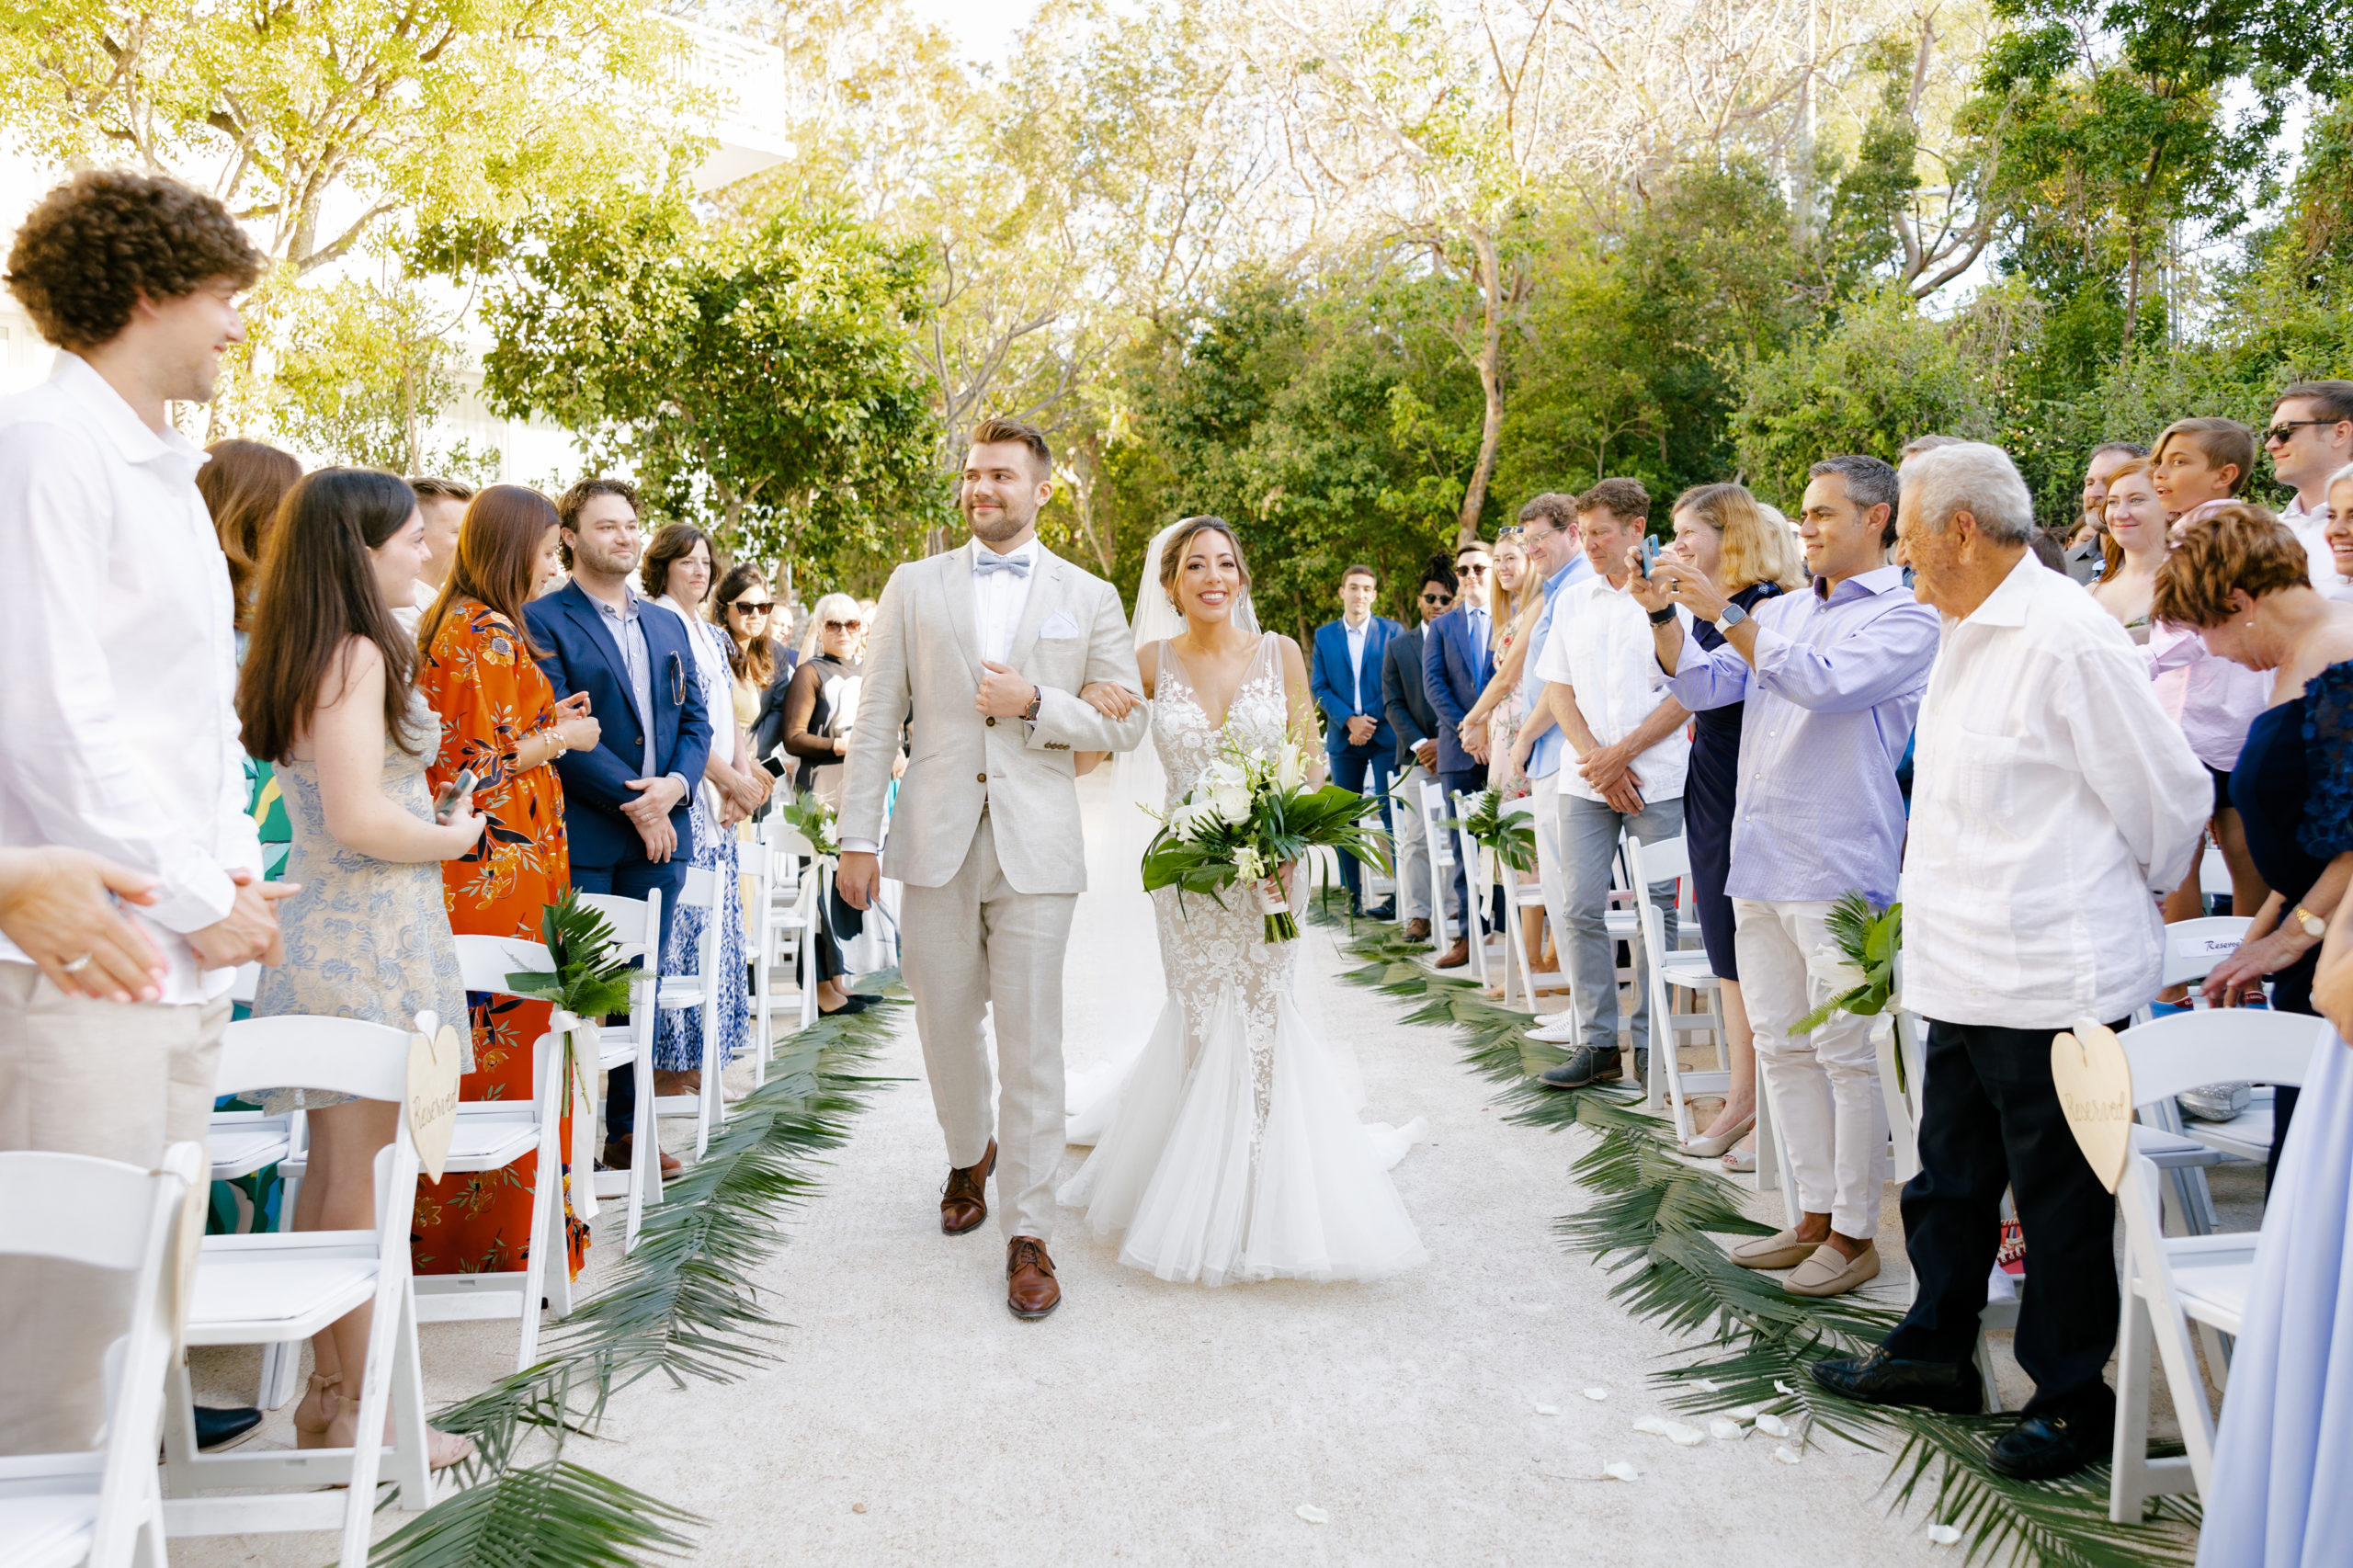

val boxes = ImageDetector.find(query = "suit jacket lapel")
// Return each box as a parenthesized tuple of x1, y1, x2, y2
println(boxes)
(936, 544, 983, 685)
(562, 585, 644, 730)
(1003, 548, 1060, 675)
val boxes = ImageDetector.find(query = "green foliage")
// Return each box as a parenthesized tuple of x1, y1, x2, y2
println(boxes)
(1444, 789, 1536, 873)
(425, 188, 944, 588)
(1791, 894, 1903, 1037)
(368, 1460, 698, 1568)
(773, 791, 840, 858)
(271, 278, 499, 480)
(503, 891, 635, 1021)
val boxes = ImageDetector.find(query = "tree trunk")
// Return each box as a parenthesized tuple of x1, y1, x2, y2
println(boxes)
(1456, 225, 1506, 547)
(2119, 226, 2143, 374)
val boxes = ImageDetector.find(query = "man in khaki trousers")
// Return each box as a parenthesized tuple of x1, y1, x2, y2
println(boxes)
(0, 173, 293, 1453)
(838, 416, 1148, 1321)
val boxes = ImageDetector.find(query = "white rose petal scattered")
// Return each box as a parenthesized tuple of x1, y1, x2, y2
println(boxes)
(1602, 1461, 1640, 1482)
(1692, 1378, 1722, 1393)
(1533, 1403, 1561, 1416)
(1582, 1387, 1609, 1402)
(1728, 1404, 1760, 1422)
(1772, 1446, 1802, 1465)
(1296, 1505, 1329, 1525)
(1927, 1525, 1961, 1546)
(1755, 1413, 1790, 1438)
(1773, 1381, 1797, 1395)
(1708, 1418, 1746, 1442)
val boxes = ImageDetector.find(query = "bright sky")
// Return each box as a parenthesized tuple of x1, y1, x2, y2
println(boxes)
(902, 0, 1041, 64)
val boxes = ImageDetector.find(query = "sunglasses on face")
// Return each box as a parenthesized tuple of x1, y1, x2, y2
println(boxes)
(1420, 591, 1453, 605)
(825, 619, 864, 632)
(2265, 419, 2338, 447)
(730, 600, 773, 615)
(1457, 562, 1490, 576)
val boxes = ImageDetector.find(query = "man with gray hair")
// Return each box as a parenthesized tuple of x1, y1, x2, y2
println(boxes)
(1812, 441, 2206, 1481)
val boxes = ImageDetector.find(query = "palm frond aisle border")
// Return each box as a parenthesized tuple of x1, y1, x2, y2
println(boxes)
(368, 971, 908, 1568)
(1320, 913, 2200, 1568)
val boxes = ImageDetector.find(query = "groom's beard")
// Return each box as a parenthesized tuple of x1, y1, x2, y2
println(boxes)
(963, 496, 1036, 546)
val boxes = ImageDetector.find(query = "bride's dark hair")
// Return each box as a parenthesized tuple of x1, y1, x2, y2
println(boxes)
(1157, 515, 1251, 607)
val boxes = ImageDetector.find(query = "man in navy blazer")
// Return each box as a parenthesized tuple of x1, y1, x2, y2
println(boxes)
(1422, 537, 1497, 966)
(1309, 564, 1404, 916)
(525, 477, 712, 1172)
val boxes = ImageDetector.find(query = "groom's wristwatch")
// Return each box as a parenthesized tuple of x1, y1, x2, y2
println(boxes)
(1021, 685, 1043, 722)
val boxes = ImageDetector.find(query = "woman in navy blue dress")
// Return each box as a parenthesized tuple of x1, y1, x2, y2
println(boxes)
(1660, 484, 1807, 1162)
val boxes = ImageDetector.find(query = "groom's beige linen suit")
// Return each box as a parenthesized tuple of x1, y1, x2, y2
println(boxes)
(841, 539, 1148, 1239)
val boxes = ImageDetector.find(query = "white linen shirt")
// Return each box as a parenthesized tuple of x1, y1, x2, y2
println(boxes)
(1533, 573, 1691, 804)
(1902, 551, 2207, 1028)
(971, 537, 1040, 664)
(0, 353, 264, 1004)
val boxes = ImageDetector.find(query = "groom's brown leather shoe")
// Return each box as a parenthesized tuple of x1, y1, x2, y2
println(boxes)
(940, 1140, 995, 1235)
(1006, 1236, 1060, 1319)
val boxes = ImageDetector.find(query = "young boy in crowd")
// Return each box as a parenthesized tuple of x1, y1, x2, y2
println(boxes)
(2151, 416, 2257, 531)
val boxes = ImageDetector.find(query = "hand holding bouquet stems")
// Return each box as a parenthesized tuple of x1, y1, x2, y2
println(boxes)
(1142, 736, 1388, 942)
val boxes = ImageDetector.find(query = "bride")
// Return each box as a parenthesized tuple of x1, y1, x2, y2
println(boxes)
(1057, 515, 1427, 1286)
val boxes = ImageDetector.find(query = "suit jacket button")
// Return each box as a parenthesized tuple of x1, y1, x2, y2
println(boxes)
(986, 716, 996, 726)
(977, 772, 988, 783)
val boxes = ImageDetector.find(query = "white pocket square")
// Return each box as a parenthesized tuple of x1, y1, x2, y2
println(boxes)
(1039, 610, 1082, 641)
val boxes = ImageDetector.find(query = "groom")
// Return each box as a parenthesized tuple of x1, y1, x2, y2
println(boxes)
(837, 417, 1149, 1320)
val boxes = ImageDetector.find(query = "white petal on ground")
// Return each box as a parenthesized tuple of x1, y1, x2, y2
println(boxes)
(1582, 1387, 1609, 1401)
(1708, 1418, 1746, 1441)
(1728, 1404, 1760, 1422)
(1602, 1461, 1640, 1482)
(1755, 1412, 1791, 1438)
(1532, 1403, 1561, 1416)
(1927, 1525, 1961, 1546)
(1631, 1416, 1673, 1437)
(1296, 1505, 1330, 1525)
(1692, 1378, 1722, 1392)
(1774, 1381, 1797, 1395)
(1773, 1446, 1803, 1465)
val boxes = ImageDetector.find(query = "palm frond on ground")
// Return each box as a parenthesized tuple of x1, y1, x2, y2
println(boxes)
(1334, 928, 2199, 1567)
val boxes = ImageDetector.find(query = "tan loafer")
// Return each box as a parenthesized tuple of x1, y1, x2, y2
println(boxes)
(1729, 1227, 1817, 1270)
(1785, 1241, 1880, 1298)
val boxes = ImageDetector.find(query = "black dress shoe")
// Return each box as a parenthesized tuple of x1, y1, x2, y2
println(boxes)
(1990, 1403, 2113, 1481)
(196, 1403, 264, 1452)
(1537, 1047, 1621, 1090)
(849, 992, 885, 1004)
(1810, 1346, 1984, 1415)
(1357, 902, 1395, 921)
(819, 996, 870, 1017)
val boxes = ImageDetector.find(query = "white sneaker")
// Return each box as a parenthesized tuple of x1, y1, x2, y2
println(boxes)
(1533, 1007, 1574, 1028)
(1527, 1017, 1582, 1044)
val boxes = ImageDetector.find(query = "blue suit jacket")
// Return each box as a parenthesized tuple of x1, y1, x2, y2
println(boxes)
(522, 581, 713, 869)
(1309, 616, 1402, 757)
(1422, 605, 1495, 775)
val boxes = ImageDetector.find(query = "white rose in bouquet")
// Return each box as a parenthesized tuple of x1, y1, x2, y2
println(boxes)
(1233, 846, 1266, 881)
(1276, 741, 1306, 793)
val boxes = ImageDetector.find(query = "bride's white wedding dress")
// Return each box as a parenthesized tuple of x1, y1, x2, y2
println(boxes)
(1058, 632, 1428, 1286)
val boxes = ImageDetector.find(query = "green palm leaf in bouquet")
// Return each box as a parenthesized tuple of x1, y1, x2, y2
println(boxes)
(498, 888, 638, 1021)
(1444, 788, 1538, 872)
(1791, 892, 1901, 1036)
(1142, 737, 1390, 941)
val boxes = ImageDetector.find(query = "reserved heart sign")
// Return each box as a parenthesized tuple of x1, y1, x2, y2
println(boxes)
(406, 1023, 464, 1182)
(2052, 1019, 2134, 1193)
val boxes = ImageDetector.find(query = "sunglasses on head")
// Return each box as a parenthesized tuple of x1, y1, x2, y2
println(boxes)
(730, 599, 773, 614)
(825, 618, 864, 632)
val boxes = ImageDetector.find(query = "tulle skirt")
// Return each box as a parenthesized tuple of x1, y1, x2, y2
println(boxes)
(1059, 980, 1428, 1287)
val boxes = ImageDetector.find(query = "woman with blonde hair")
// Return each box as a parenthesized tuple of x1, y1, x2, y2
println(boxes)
(1656, 481, 1805, 1166)
(781, 590, 875, 1016)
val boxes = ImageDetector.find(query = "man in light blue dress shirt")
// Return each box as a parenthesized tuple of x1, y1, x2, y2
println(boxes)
(1635, 455, 1938, 1301)
(1504, 496, 1594, 990)
(1309, 565, 1402, 916)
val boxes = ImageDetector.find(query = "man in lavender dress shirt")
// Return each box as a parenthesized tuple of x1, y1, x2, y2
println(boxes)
(1633, 455, 1938, 1301)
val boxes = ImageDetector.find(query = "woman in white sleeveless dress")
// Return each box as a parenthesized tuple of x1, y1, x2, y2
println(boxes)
(1059, 517, 1427, 1286)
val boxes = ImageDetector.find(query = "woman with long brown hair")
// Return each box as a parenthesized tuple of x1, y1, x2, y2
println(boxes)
(200, 437, 303, 638)
(414, 484, 600, 1282)
(237, 467, 482, 1466)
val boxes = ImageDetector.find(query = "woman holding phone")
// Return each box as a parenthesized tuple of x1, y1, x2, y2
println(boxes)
(415, 484, 601, 1282)
(236, 469, 483, 1466)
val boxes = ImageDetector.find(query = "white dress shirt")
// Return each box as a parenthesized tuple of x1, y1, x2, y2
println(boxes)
(1533, 574, 1691, 804)
(972, 537, 1040, 664)
(0, 353, 264, 1003)
(1344, 616, 1368, 709)
(1903, 551, 2208, 1028)
(2283, 494, 2353, 601)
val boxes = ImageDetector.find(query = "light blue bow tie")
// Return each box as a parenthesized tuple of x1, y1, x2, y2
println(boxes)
(974, 551, 1031, 578)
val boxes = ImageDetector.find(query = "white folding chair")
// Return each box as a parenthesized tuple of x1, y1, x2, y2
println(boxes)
(400, 936, 575, 1372)
(0, 1144, 201, 1568)
(214, 964, 313, 1410)
(651, 866, 727, 1160)
(165, 1016, 443, 1565)
(1417, 780, 1458, 947)
(2125, 916, 2256, 1236)
(1496, 798, 1568, 1010)
(2198, 836, 2231, 911)
(756, 822, 822, 1051)
(2109, 1008, 2327, 1521)
(578, 889, 664, 1251)
(1623, 835, 1727, 1142)
(1448, 790, 1493, 984)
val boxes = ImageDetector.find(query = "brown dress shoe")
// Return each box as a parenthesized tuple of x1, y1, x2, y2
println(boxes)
(654, 1069, 702, 1096)
(1403, 918, 1431, 943)
(1006, 1236, 1060, 1319)
(940, 1140, 996, 1235)
(601, 1134, 683, 1179)
(1435, 936, 1470, 969)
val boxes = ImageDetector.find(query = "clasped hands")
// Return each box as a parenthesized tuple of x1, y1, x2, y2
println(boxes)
(621, 774, 688, 862)
(0, 847, 302, 1003)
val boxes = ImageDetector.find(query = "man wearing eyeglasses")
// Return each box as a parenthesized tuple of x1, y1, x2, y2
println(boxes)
(2267, 381, 2353, 596)
(1424, 538, 1499, 967)
(1382, 556, 1458, 942)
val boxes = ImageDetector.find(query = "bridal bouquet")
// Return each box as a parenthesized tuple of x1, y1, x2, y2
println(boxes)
(775, 790, 840, 858)
(1793, 892, 1902, 1037)
(1142, 736, 1389, 942)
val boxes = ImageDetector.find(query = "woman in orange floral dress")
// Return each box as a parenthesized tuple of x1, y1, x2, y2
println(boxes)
(414, 485, 602, 1279)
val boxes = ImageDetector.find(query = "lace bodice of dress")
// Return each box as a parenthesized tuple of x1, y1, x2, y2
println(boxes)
(1151, 634, 1290, 807)
(1147, 634, 1297, 1142)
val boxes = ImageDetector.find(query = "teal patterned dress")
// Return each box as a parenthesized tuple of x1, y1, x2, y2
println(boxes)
(251, 690, 470, 1111)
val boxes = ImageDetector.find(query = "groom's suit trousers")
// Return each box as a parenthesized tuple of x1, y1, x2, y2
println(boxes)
(899, 814, 1076, 1242)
